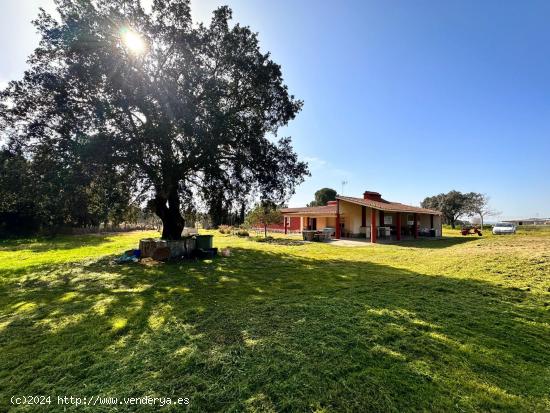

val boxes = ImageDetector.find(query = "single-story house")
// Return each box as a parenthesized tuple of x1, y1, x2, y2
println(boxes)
(281, 190, 442, 243)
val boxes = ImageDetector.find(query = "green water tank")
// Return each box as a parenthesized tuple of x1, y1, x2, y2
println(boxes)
(195, 234, 213, 250)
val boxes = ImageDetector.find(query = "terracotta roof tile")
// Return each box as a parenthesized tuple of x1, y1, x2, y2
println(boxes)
(282, 196, 441, 216)
(336, 196, 441, 215)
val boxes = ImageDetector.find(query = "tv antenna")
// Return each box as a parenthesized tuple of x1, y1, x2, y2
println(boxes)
(341, 180, 348, 196)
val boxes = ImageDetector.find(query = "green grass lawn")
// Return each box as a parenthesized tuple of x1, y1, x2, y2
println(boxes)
(1, 229, 549, 412)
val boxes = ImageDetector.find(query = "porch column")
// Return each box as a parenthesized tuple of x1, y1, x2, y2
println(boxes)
(396, 213, 401, 241)
(430, 214, 434, 229)
(414, 213, 418, 239)
(371, 208, 377, 243)
(284, 217, 288, 235)
(335, 199, 341, 239)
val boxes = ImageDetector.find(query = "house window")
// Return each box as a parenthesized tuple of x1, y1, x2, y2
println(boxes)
(407, 214, 414, 225)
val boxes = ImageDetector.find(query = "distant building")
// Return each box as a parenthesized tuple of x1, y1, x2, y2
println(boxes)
(502, 218, 550, 226)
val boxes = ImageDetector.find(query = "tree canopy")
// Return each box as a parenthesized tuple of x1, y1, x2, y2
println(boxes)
(308, 188, 337, 207)
(245, 202, 282, 238)
(463, 193, 499, 228)
(421, 190, 469, 229)
(0, 146, 134, 235)
(0, 0, 308, 239)
(421, 190, 497, 229)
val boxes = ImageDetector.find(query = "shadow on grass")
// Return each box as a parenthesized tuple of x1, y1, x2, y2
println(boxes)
(0, 247, 548, 412)
(0, 233, 118, 253)
(392, 236, 481, 249)
(249, 237, 306, 246)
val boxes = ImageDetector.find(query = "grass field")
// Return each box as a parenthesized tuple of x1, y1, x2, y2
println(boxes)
(1, 228, 549, 412)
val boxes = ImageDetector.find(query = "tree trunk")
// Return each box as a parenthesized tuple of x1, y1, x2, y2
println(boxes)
(209, 197, 225, 228)
(445, 215, 455, 229)
(264, 224, 267, 238)
(480, 214, 484, 230)
(239, 202, 246, 224)
(152, 189, 185, 240)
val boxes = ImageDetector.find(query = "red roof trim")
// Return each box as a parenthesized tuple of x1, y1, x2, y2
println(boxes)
(280, 205, 337, 215)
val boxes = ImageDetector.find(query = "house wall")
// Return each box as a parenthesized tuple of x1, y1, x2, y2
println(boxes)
(289, 217, 301, 230)
(267, 216, 301, 231)
(282, 215, 337, 231)
(433, 215, 442, 230)
(418, 214, 431, 228)
(267, 217, 300, 231)
(340, 201, 360, 234)
(416, 214, 442, 230)
(314, 216, 337, 229)
(317, 217, 326, 229)
(325, 217, 337, 229)
(339, 201, 379, 234)
(380, 212, 397, 226)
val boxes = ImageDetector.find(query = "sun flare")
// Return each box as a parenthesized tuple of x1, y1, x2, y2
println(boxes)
(120, 27, 146, 55)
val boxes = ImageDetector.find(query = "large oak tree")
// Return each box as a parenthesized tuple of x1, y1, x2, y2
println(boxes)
(0, 0, 308, 239)
(421, 190, 469, 229)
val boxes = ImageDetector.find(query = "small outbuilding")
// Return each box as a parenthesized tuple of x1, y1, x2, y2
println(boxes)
(281, 190, 442, 243)
(502, 218, 550, 226)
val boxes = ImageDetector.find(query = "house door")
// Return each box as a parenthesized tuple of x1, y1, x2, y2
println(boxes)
(311, 218, 317, 230)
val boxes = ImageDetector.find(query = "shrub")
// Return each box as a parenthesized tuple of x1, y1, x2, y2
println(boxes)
(250, 235, 273, 242)
(236, 229, 249, 237)
(218, 225, 232, 234)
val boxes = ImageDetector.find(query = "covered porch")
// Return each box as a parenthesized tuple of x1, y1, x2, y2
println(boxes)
(337, 210, 442, 242)
(281, 192, 442, 244)
(335, 194, 442, 243)
(281, 201, 339, 236)
(283, 214, 338, 235)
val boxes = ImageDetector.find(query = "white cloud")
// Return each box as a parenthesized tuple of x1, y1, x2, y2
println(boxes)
(303, 156, 327, 170)
(303, 155, 353, 179)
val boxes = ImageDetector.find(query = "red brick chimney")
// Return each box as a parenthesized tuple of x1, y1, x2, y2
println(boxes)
(363, 191, 382, 201)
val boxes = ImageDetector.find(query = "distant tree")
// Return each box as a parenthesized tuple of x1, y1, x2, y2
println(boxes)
(205, 187, 231, 228)
(121, 205, 142, 226)
(0, 0, 308, 239)
(238, 201, 247, 224)
(245, 202, 283, 238)
(421, 190, 469, 229)
(0, 139, 136, 234)
(29, 140, 132, 229)
(308, 188, 337, 207)
(464, 193, 500, 229)
(0, 149, 40, 235)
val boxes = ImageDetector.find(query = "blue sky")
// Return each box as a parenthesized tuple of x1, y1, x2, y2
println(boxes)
(1, 1, 549, 219)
